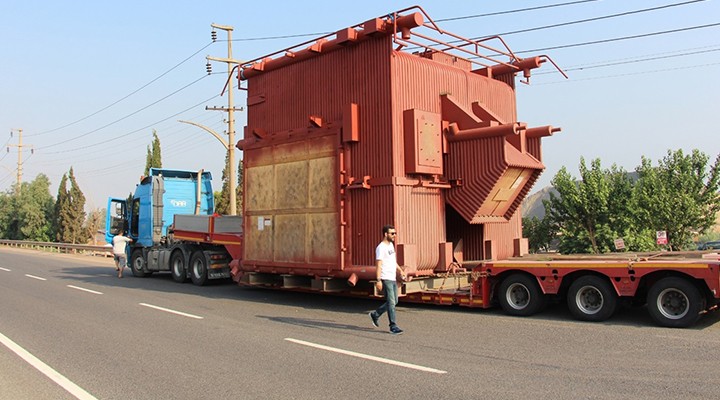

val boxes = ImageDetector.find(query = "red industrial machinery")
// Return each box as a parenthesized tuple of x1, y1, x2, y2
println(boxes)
(198, 5, 720, 328)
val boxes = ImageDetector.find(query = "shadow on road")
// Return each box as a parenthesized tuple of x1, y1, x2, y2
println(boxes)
(257, 315, 375, 332)
(50, 262, 720, 331)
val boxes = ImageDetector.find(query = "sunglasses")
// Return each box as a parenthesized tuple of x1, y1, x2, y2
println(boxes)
(388, 231, 397, 235)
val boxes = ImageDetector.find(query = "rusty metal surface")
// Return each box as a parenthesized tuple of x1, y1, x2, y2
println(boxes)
(236, 7, 560, 277)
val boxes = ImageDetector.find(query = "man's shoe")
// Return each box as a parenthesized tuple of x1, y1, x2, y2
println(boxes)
(390, 326, 403, 335)
(369, 312, 379, 328)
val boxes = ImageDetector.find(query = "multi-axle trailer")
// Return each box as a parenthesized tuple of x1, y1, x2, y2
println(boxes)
(107, 6, 720, 328)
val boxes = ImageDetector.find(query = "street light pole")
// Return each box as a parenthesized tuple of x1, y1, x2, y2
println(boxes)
(182, 23, 242, 215)
(207, 23, 242, 216)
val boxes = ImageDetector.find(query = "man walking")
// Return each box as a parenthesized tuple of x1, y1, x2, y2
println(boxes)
(369, 224, 406, 335)
(112, 231, 133, 278)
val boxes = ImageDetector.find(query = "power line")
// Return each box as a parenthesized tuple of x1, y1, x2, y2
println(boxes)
(37, 74, 211, 150)
(533, 62, 720, 85)
(41, 91, 223, 155)
(29, 42, 215, 137)
(477, 0, 709, 38)
(515, 22, 720, 54)
(535, 46, 720, 75)
(436, 0, 601, 22)
(228, 1, 601, 42)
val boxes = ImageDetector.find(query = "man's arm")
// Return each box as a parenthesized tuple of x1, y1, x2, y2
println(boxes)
(375, 260, 383, 290)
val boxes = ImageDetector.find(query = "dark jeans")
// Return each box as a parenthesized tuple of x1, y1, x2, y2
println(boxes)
(373, 280, 399, 328)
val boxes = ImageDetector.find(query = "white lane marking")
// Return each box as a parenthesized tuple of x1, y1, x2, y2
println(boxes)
(285, 338, 447, 374)
(0, 267, 11, 272)
(0, 331, 98, 400)
(139, 303, 204, 320)
(25, 274, 47, 281)
(67, 285, 103, 295)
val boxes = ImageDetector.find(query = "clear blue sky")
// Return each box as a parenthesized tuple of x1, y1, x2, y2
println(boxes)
(1, 0, 718, 210)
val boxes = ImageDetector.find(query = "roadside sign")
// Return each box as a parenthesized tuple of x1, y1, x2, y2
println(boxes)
(614, 238, 625, 250)
(656, 230, 667, 245)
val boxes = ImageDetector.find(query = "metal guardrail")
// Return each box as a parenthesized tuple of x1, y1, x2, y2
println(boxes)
(0, 239, 111, 256)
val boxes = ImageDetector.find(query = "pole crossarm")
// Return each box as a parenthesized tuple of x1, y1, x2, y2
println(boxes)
(207, 55, 242, 65)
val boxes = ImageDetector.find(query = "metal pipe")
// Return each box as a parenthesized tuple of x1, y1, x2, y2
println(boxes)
(446, 122, 526, 141)
(195, 169, 203, 215)
(526, 125, 561, 139)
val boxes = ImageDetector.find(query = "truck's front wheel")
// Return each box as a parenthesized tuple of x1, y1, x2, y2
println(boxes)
(170, 251, 188, 283)
(647, 277, 704, 328)
(190, 251, 208, 286)
(130, 250, 147, 277)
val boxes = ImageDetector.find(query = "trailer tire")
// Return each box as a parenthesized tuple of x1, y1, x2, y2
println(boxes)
(567, 276, 617, 322)
(170, 251, 188, 283)
(190, 251, 208, 286)
(647, 277, 704, 328)
(130, 249, 147, 277)
(497, 274, 546, 316)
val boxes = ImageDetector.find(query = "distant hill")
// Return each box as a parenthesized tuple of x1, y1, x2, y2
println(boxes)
(521, 186, 556, 220)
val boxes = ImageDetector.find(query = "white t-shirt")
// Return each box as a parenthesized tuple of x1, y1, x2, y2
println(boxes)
(375, 241, 397, 281)
(112, 235, 132, 255)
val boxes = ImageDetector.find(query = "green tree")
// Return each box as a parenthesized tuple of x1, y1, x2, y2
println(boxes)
(522, 215, 556, 253)
(54, 173, 70, 242)
(546, 158, 642, 254)
(85, 208, 106, 245)
(215, 152, 243, 215)
(16, 175, 55, 241)
(66, 167, 89, 243)
(143, 129, 162, 176)
(0, 190, 18, 239)
(634, 149, 720, 250)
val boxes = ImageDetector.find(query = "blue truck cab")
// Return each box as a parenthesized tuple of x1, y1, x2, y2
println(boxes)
(105, 168, 230, 284)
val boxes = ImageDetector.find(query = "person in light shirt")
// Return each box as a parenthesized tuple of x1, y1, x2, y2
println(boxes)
(112, 231, 133, 278)
(369, 225, 406, 335)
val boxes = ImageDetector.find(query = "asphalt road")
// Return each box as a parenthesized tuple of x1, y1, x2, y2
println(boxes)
(2, 247, 720, 400)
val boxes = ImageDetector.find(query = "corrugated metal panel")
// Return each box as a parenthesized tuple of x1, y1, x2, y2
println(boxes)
(394, 185, 445, 272)
(484, 210, 523, 260)
(348, 187, 394, 267)
(239, 21, 548, 273)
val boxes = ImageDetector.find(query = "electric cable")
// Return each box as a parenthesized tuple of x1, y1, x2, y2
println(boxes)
(475, 0, 709, 39)
(29, 41, 215, 137)
(37, 74, 211, 150)
(436, 0, 600, 22)
(514, 22, 720, 54)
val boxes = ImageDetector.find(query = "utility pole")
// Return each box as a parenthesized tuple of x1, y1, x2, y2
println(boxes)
(8, 129, 33, 194)
(181, 23, 243, 215)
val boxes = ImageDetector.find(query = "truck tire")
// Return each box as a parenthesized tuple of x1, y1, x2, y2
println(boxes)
(190, 251, 208, 286)
(497, 274, 546, 317)
(567, 276, 617, 322)
(647, 277, 704, 328)
(130, 249, 147, 277)
(170, 251, 188, 283)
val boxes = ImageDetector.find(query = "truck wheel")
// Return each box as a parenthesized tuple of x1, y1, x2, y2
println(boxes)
(567, 276, 617, 322)
(647, 277, 704, 328)
(170, 251, 188, 283)
(497, 274, 546, 316)
(190, 251, 208, 286)
(130, 250, 147, 277)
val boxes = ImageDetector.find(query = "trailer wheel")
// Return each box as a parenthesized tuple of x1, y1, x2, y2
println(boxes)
(190, 251, 208, 286)
(647, 277, 704, 328)
(567, 276, 617, 322)
(497, 274, 546, 316)
(170, 251, 188, 283)
(130, 250, 147, 277)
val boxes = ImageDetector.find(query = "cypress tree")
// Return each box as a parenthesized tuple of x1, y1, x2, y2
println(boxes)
(67, 167, 89, 244)
(55, 173, 70, 242)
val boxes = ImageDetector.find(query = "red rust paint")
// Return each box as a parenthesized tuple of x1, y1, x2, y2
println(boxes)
(235, 7, 561, 280)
